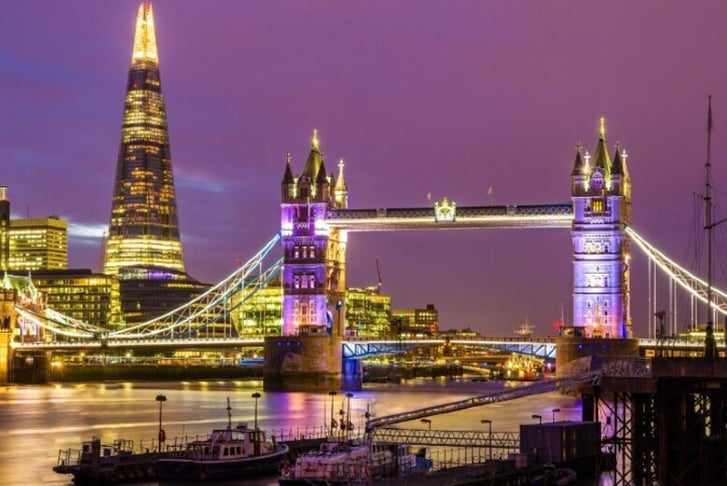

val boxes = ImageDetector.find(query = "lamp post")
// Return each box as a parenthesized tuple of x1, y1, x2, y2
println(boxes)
(156, 394, 167, 450)
(252, 392, 261, 430)
(328, 391, 337, 437)
(420, 418, 432, 431)
(531, 414, 542, 424)
(345, 392, 353, 441)
(481, 419, 492, 460)
(551, 408, 561, 423)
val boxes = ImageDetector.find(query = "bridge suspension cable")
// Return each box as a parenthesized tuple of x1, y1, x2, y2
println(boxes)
(108, 233, 282, 339)
(626, 225, 727, 318)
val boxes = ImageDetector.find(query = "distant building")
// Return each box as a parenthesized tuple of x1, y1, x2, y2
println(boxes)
(8, 216, 68, 272)
(392, 304, 439, 336)
(345, 286, 391, 338)
(0, 186, 9, 271)
(30, 270, 121, 329)
(118, 266, 209, 325)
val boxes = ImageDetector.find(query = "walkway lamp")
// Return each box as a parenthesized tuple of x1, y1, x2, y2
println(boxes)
(531, 414, 542, 424)
(481, 419, 492, 460)
(345, 392, 353, 440)
(156, 394, 167, 449)
(328, 391, 337, 437)
(551, 408, 560, 423)
(252, 392, 261, 429)
(420, 418, 432, 431)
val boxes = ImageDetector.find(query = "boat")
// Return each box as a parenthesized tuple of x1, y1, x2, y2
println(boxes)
(514, 319, 535, 338)
(279, 439, 432, 485)
(156, 399, 289, 481)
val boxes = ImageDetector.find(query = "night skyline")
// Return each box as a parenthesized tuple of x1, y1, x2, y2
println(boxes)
(3, 1, 727, 337)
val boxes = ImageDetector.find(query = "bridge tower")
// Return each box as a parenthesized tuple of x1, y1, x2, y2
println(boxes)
(559, 119, 639, 375)
(570, 118, 633, 339)
(264, 131, 349, 390)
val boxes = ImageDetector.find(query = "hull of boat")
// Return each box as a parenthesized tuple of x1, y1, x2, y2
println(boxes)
(158, 445, 288, 480)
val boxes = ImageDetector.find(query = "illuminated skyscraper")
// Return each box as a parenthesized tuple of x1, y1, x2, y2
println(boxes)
(104, 1, 185, 275)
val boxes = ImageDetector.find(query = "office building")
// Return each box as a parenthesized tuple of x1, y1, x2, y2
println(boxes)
(345, 286, 392, 338)
(8, 216, 68, 272)
(392, 304, 439, 336)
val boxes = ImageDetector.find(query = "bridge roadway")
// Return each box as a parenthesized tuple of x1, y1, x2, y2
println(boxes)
(10, 335, 706, 360)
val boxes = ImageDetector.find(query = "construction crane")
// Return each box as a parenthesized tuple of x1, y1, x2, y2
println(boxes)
(376, 257, 383, 293)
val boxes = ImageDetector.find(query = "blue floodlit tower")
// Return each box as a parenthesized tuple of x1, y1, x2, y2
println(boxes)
(570, 118, 632, 338)
(280, 131, 348, 336)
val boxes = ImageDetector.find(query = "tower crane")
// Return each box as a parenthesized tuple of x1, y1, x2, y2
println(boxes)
(376, 257, 383, 293)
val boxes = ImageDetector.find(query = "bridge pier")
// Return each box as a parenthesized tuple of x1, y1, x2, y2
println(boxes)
(342, 358, 362, 391)
(555, 334, 640, 377)
(263, 335, 343, 391)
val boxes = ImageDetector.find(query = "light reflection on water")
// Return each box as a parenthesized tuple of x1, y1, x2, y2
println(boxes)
(1, 378, 608, 485)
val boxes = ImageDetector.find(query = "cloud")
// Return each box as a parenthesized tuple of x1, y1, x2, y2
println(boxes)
(68, 222, 107, 244)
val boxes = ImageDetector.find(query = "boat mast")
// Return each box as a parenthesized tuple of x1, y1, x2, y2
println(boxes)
(226, 397, 232, 430)
(705, 96, 717, 359)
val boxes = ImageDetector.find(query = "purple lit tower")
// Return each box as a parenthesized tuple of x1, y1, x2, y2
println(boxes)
(570, 118, 632, 339)
(280, 130, 348, 336)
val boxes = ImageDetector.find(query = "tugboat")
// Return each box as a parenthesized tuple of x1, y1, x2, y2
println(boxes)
(157, 398, 289, 480)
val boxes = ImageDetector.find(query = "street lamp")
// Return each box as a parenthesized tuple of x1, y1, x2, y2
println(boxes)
(328, 391, 337, 437)
(420, 418, 432, 431)
(156, 394, 167, 449)
(481, 419, 492, 460)
(531, 414, 542, 425)
(551, 408, 561, 423)
(251, 392, 261, 430)
(345, 392, 353, 440)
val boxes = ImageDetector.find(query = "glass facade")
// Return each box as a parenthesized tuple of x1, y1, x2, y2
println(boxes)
(104, 2, 185, 275)
(345, 286, 392, 338)
(8, 217, 68, 272)
(233, 278, 283, 337)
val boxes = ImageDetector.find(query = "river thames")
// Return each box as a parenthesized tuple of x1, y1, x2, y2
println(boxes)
(1, 377, 588, 485)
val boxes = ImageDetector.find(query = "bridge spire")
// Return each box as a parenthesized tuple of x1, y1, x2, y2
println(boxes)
(592, 117, 612, 180)
(333, 159, 349, 208)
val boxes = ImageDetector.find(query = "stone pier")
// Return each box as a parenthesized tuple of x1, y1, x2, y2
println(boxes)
(263, 335, 343, 391)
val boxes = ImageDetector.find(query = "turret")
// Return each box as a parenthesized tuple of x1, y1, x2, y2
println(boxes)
(570, 143, 587, 196)
(333, 159, 349, 209)
(281, 152, 295, 201)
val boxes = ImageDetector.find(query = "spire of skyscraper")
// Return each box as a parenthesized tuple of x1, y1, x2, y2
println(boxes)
(132, 1, 158, 65)
(103, 1, 185, 275)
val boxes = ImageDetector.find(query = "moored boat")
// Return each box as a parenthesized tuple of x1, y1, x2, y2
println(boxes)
(157, 400, 289, 481)
(279, 439, 432, 485)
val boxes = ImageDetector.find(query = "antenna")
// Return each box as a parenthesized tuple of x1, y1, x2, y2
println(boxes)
(704, 95, 717, 359)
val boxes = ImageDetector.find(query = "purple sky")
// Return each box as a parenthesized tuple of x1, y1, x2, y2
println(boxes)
(3, 1, 727, 337)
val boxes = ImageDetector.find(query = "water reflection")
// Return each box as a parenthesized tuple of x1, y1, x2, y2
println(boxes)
(1, 378, 593, 485)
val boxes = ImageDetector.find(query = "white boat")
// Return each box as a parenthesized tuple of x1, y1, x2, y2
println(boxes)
(279, 439, 431, 485)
